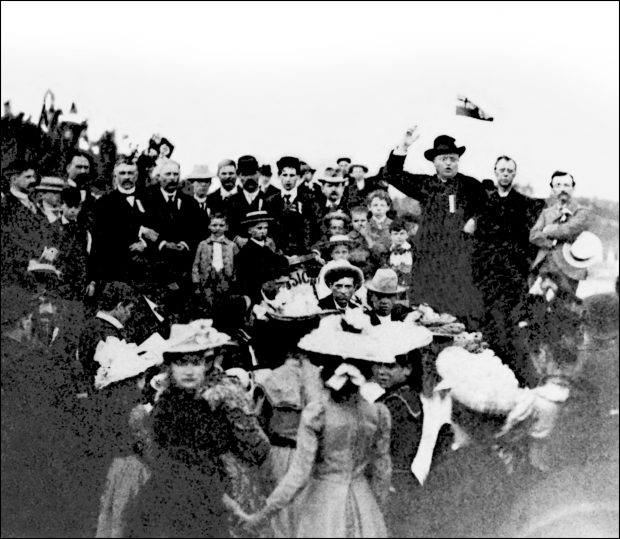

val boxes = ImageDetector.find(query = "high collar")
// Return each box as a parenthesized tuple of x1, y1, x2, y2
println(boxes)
(96, 311, 124, 330)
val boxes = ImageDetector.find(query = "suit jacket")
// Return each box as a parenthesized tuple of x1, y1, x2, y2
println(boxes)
(367, 304, 411, 326)
(317, 294, 357, 312)
(1, 192, 54, 286)
(346, 177, 389, 210)
(91, 189, 153, 283)
(142, 187, 200, 284)
(235, 239, 288, 304)
(315, 193, 351, 220)
(227, 190, 269, 239)
(77, 314, 126, 392)
(264, 190, 322, 255)
(207, 187, 237, 216)
(260, 184, 280, 199)
(529, 200, 591, 275)
(192, 236, 238, 283)
(51, 219, 92, 300)
(191, 197, 212, 243)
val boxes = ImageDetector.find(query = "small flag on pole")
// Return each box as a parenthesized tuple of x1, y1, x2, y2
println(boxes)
(456, 95, 494, 121)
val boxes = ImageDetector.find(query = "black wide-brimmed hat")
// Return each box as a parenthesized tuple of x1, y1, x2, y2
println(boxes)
(424, 135, 466, 162)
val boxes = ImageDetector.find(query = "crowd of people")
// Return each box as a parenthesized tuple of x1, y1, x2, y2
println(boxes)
(1, 125, 618, 538)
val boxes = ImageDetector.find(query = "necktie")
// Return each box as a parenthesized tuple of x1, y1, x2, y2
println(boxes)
(212, 241, 224, 272)
(201, 202, 207, 212)
(283, 194, 291, 207)
(167, 196, 175, 211)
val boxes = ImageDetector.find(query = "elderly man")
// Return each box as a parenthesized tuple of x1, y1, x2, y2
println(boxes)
(473, 155, 545, 361)
(265, 156, 322, 254)
(91, 157, 158, 286)
(530, 170, 591, 294)
(1, 159, 53, 286)
(382, 127, 486, 326)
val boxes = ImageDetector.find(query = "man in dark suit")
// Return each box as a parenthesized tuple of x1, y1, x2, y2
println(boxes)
(258, 164, 280, 198)
(265, 156, 322, 255)
(473, 155, 545, 361)
(76, 281, 138, 394)
(317, 263, 364, 312)
(142, 160, 199, 320)
(346, 164, 389, 210)
(1, 159, 54, 286)
(365, 268, 411, 325)
(65, 149, 98, 232)
(91, 157, 158, 287)
(186, 164, 214, 243)
(207, 158, 238, 216)
(226, 155, 270, 239)
(315, 175, 350, 218)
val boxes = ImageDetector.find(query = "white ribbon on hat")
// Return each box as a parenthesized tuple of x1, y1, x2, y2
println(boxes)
(325, 363, 366, 391)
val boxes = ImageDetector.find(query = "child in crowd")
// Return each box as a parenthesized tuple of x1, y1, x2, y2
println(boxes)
(367, 190, 393, 255)
(376, 218, 414, 306)
(347, 206, 377, 278)
(235, 211, 289, 304)
(192, 213, 239, 317)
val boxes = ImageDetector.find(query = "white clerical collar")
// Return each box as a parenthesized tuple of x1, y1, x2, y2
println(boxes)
(356, 179, 365, 191)
(250, 238, 266, 247)
(95, 311, 124, 330)
(497, 187, 512, 198)
(281, 186, 298, 201)
(243, 189, 260, 205)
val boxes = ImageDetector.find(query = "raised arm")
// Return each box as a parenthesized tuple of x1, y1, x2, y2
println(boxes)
(383, 126, 428, 201)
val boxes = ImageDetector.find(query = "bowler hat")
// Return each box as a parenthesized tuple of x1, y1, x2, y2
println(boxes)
(237, 155, 259, 176)
(186, 164, 214, 182)
(241, 210, 274, 226)
(336, 157, 351, 165)
(424, 135, 466, 162)
(258, 164, 272, 177)
(365, 268, 407, 295)
(35, 176, 65, 192)
(349, 164, 369, 173)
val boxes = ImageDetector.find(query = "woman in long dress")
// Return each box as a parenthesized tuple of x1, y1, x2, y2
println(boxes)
(236, 312, 417, 538)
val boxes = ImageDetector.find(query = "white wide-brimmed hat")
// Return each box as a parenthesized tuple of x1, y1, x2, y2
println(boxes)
(365, 268, 408, 295)
(552, 231, 603, 281)
(435, 347, 522, 414)
(186, 164, 214, 181)
(164, 319, 231, 359)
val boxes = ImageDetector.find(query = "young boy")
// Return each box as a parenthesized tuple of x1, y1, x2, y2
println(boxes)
(347, 206, 377, 279)
(386, 218, 414, 305)
(235, 211, 289, 304)
(367, 189, 393, 255)
(192, 212, 239, 316)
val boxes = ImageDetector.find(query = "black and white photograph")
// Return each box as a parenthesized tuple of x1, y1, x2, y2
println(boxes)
(1, 1, 618, 537)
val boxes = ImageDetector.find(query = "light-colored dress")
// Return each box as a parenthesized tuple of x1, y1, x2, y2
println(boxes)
(264, 395, 392, 538)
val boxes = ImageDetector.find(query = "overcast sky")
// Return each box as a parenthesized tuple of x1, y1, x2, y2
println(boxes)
(2, 1, 618, 200)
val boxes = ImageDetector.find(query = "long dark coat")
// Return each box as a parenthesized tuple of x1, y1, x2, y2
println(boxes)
(383, 151, 486, 324)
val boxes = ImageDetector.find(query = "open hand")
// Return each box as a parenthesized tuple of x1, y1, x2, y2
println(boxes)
(129, 240, 146, 252)
(399, 125, 420, 152)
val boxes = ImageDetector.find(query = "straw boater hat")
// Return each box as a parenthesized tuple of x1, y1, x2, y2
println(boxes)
(319, 175, 348, 184)
(241, 210, 274, 227)
(27, 247, 62, 278)
(423, 135, 466, 162)
(366, 268, 407, 295)
(319, 234, 354, 252)
(163, 319, 231, 362)
(552, 231, 604, 281)
(185, 164, 214, 182)
(34, 176, 65, 192)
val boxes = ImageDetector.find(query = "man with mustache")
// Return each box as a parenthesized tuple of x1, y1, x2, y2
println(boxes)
(530, 170, 591, 294)
(226, 155, 269, 239)
(91, 156, 158, 286)
(65, 150, 98, 231)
